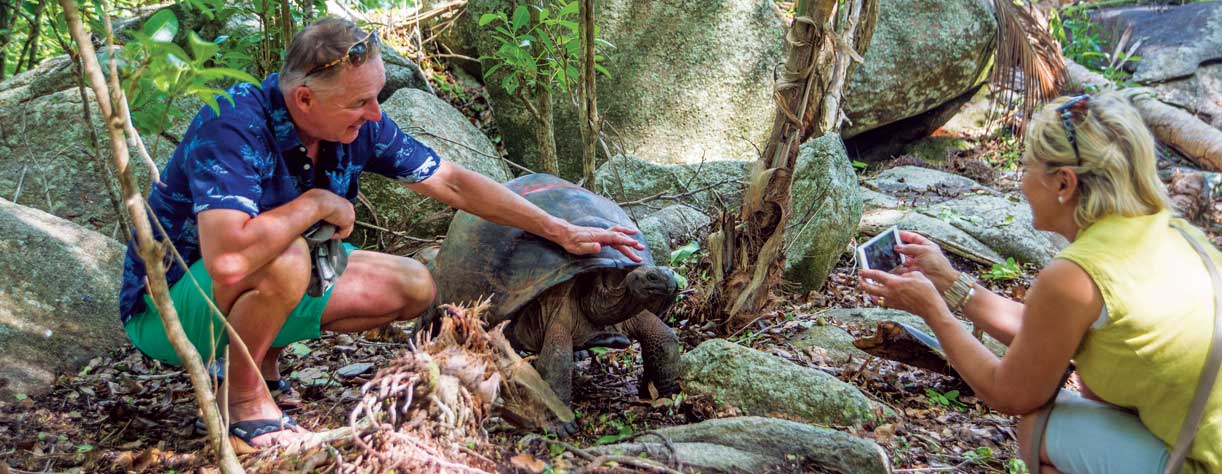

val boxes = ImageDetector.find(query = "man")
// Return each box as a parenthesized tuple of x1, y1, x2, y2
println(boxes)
(118, 16, 644, 449)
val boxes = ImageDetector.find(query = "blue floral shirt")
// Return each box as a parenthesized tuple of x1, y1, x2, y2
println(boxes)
(119, 73, 442, 324)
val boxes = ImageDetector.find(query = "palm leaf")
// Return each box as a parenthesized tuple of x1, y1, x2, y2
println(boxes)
(989, 0, 1067, 133)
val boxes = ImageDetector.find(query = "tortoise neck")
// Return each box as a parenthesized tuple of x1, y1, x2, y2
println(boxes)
(581, 272, 647, 326)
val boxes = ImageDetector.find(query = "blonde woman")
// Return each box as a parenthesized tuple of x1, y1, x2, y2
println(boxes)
(859, 92, 1221, 473)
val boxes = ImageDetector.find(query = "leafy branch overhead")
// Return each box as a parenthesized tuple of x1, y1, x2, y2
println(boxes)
(122, 9, 259, 137)
(477, 2, 611, 96)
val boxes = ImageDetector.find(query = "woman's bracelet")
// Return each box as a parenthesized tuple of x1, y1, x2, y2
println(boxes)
(943, 271, 977, 313)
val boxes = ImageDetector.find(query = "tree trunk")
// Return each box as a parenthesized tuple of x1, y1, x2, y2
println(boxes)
(706, 0, 879, 332)
(1065, 59, 1222, 172)
(0, 2, 9, 80)
(59, 1, 244, 472)
(535, 85, 560, 176)
(20, 0, 46, 73)
(578, 0, 599, 191)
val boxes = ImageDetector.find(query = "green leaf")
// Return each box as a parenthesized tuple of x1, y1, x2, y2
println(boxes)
(14, 393, 27, 401)
(197, 67, 261, 86)
(288, 342, 312, 356)
(594, 38, 615, 49)
(669, 241, 700, 266)
(76, 444, 94, 453)
(478, 12, 500, 26)
(673, 273, 688, 290)
(594, 63, 611, 78)
(588, 347, 611, 356)
(143, 8, 179, 43)
(188, 31, 220, 64)
(511, 5, 530, 32)
(558, 0, 579, 17)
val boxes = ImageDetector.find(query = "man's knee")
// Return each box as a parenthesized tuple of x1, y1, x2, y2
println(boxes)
(216, 238, 311, 309)
(395, 258, 435, 320)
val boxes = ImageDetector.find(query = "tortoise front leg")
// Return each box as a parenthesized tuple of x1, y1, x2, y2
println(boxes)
(536, 300, 577, 406)
(621, 309, 681, 398)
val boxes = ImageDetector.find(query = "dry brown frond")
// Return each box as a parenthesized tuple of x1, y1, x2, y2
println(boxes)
(990, 0, 1068, 133)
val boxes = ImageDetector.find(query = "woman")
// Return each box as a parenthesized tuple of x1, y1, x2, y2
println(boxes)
(859, 92, 1221, 474)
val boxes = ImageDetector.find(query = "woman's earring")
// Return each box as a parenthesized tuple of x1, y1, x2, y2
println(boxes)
(1057, 196, 1065, 204)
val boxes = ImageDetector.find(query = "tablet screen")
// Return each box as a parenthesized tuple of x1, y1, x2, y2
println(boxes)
(863, 230, 902, 272)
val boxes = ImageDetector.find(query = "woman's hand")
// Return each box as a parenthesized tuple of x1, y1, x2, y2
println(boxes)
(859, 269, 952, 323)
(895, 231, 958, 293)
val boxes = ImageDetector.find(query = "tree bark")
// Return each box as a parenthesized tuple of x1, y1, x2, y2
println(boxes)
(0, 1, 11, 79)
(19, 0, 45, 73)
(534, 85, 559, 176)
(1065, 59, 1222, 172)
(706, 0, 879, 332)
(59, 1, 244, 472)
(578, 0, 599, 191)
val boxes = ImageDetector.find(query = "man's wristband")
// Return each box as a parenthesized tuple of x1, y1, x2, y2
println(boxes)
(942, 271, 977, 313)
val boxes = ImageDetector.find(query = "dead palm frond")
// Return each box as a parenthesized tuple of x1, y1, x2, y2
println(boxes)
(989, 0, 1068, 133)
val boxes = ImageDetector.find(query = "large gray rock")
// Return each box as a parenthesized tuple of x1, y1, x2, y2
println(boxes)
(782, 134, 863, 292)
(842, 0, 996, 137)
(859, 208, 1005, 266)
(865, 165, 991, 207)
(467, 0, 784, 176)
(594, 156, 748, 213)
(591, 417, 891, 474)
(790, 324, 872, 365)
(919, 195, 1067, 265)
(636, 205, 710, 263)
(361, 88, 511, 239)
(1092, 2, 1222, 84)
(1150, 63, 1222, 132)
(824, 307, 1006, 357)
(379, 46, 435, 103)
(0, 85, 185, 234)
(0, 199, 126, 399)
(679, 339, 876, 426)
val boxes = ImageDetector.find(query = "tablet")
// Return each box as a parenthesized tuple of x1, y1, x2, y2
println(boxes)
(857, 226, 904, 272)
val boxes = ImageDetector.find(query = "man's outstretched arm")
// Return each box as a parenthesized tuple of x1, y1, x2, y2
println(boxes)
(404, 161, 644, 261)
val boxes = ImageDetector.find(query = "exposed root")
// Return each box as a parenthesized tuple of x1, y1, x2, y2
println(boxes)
(245, 301, 506, 473)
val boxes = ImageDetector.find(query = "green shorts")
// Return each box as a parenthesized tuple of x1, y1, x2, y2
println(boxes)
(123, 243, 354, 366)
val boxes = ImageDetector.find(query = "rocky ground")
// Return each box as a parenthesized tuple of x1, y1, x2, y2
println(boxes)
(2, 60, 1217, 474)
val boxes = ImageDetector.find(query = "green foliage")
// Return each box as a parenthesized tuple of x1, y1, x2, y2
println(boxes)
(1050, 7, 1140, 86)
(593, 413, 636, 445)
(122, 9, 259, 138)
(1008, 457, 1029, 473)
(668, 240, 701, 290)
(478, 1, 612, 96)
(924, 387, 969, 412)
(983, 128, 1023, 170)
(982, 257, 1023, 281)
(964, 446, 994, 464)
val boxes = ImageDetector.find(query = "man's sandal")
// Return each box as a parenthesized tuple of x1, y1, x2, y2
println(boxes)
(228, 415, 298, 453)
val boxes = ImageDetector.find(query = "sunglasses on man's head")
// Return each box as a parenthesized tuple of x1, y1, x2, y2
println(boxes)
(305, 29, 379, 78)
(1056, 94, 1090, 165)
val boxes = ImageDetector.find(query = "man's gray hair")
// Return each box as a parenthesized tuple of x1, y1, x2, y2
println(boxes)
(279, 16, 381, 93)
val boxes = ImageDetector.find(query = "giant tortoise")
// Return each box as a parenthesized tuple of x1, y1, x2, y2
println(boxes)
(431, 174, 683, 410)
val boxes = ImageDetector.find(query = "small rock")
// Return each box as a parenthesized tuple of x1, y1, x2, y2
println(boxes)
(337, 362, 374, 378)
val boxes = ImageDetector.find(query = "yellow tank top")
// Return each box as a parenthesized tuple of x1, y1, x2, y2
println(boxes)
(1057, 210, 1221, 473)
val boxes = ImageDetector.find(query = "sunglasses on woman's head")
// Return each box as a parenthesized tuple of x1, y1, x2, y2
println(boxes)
(1056, 94, 1090, 166)
(305, 29, 379, 78)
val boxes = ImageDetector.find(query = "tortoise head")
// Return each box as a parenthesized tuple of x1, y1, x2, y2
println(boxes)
(626, 265, 678, 303)
(625, 265, 684, 309)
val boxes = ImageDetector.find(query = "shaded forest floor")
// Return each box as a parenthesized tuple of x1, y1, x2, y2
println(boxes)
(2, 66, 1217, 474)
